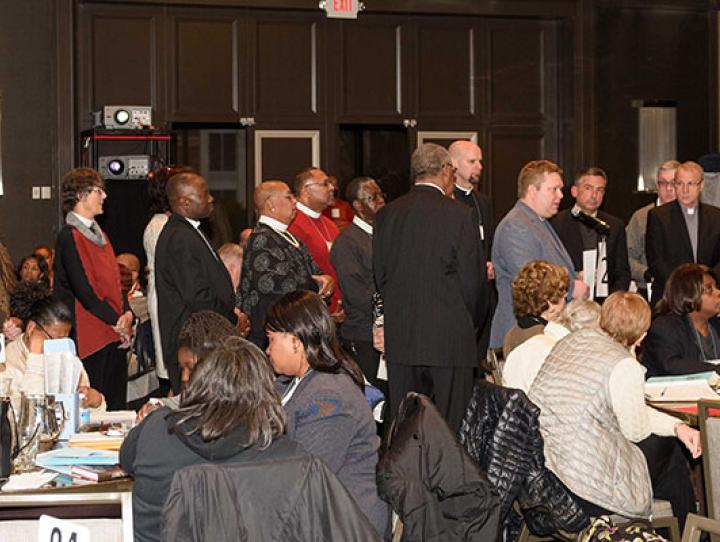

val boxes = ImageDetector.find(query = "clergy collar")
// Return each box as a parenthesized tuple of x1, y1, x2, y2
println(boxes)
(415, 182, 445, 195)
(296, 201, 321, 219)
(572, 204, 597, 218)
(454, 183, 473, 196)
(681, 203, 697, 215)
(353, 215, 373, 235)
(258, 214, 289, 232)
(72, 212, 94, 228)
(184, 217, 201, 229)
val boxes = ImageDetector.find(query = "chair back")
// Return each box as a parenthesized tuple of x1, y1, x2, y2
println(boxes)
(682, 513, 720, 542)
(699, 400, 720, 542)
(161, 455, 380, 542)
(486, 348, 504, 385)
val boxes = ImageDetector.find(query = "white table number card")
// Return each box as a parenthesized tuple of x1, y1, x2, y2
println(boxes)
(38, 515, 90, 542)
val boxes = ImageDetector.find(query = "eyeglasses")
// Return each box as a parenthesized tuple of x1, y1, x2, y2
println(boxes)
(656, 181, 674, 188)
(305, 180, 332, 189)
(34, 321, 63, 340)
(673, 180, 702, 189)
(444, 162, 458, 175)
(87, 186, 106, 195)
(703, 283, 718, 295)
(360, 192, 386, 203)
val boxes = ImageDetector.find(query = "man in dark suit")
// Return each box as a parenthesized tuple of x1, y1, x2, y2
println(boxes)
(155, 172, 237, 392)
(330, 176, 386, 393)
(551, 167, 630, 300)
(449, 139, 496, 356)
(647, 161, 720, 305)
(448, 140, 495, 267)
(373, 143, 488, 431)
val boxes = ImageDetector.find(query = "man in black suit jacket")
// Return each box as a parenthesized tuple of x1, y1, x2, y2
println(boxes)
(373, 143, 488, 431)
(551, 167, 630, 299)
(647, 161, 720, 305)
(155, 173, 237, 392)
(449, 140, 496, 356)
(448, 140, 495, 264)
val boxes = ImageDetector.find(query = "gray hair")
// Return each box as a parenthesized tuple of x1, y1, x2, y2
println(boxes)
(557, 298, 601, 332)
(411, 143, 449, 182)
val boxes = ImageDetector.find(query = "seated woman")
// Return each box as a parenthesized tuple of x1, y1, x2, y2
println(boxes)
(529, 292, 701, 528)
(503, 260, 568, 358)
(503, 297, 600, 392)
(3, 283, 103, 408)
(120, 336, 301, 542)
(136, 310, 240, 420)
(643, 263, 720, 377)
(16, 253, 51, 290)
(265, 290, 389, 538)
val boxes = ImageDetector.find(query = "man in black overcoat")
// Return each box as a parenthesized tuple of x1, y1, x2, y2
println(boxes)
(156, 173, 237, 392)
(373, 143, 488, 431)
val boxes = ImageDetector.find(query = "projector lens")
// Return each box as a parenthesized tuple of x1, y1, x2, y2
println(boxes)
(114, 109, 130, 125)
(108, 160, 124, 175)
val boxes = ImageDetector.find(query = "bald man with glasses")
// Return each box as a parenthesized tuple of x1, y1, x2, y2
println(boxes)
(646, 161, 720, 305)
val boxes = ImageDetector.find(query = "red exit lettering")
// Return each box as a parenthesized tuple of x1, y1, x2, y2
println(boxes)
(333, 0, 352, 11)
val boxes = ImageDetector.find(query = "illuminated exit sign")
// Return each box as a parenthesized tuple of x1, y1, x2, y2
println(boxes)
(322, 0, 362, 19)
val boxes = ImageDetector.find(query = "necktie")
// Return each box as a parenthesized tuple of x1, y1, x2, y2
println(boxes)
(196, 226, 218, 260)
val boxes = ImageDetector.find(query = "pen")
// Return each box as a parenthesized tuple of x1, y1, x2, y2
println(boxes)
(659, 387, 667, 397)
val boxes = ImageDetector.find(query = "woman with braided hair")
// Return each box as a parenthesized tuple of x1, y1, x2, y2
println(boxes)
(136, 310, 239, 419)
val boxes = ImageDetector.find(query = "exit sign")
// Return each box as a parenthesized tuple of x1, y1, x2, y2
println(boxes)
(323, 0, 361, 19)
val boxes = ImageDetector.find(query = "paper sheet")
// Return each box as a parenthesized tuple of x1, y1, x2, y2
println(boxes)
(1, 471, 57, 492)
(582, 249, 597, 301)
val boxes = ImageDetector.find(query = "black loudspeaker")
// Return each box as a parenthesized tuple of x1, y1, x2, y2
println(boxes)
(96, 179, 150, 268)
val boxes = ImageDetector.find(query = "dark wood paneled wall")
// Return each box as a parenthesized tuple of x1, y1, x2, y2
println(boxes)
(595, 3, 715, 222)
(0, 0, 716, 258)
(0, 2, 60, 260)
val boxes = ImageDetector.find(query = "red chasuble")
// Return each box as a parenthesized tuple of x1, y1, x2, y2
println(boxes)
(72, 229, 123, 359)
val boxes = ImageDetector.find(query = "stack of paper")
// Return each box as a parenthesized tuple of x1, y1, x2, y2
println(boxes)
(36, 447, 119, 476)
(68, 433, 124, 451)
(645, 371, 720, 402)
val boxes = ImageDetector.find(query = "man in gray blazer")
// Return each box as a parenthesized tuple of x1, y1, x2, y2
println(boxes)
(490, 160, 589, 348)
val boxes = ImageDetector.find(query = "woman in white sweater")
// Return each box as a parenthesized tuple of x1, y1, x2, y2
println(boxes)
(3, 291, 103, 408)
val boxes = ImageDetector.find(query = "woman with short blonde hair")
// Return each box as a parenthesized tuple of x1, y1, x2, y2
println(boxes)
(600, 291, 651, 348)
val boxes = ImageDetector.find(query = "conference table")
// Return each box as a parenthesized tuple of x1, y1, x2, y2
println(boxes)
(0, 474, 133, 542)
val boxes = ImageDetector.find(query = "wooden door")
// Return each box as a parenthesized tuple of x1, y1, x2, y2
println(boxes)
(167, 10, 245, 122)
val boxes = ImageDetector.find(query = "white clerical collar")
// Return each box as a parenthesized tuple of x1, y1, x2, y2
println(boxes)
(353, 215, 373, 236)
(72, 212, 94, 228)
(572, 204, 597, 218)
(296, 201, 321, 219)
(258, 214, 289, 232)
(681, 204, 697, 215)
(454, 183, 473, 196)
(656, 198, 662, 207)
(415, 182, 445, 195)
(185, 217, 201, 229)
